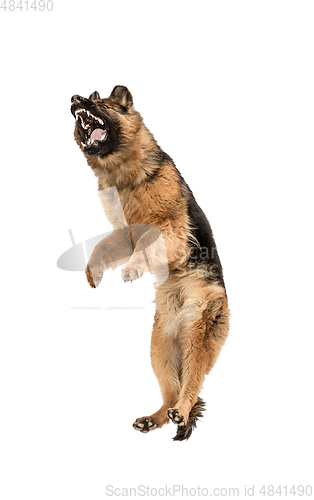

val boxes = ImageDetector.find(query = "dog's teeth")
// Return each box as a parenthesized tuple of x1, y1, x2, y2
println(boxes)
(101, 133, 107, 141)
(81, 142, 86, 148)
(78, 115, 85, 127)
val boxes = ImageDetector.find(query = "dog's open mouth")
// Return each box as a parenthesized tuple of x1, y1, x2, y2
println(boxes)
(75, 108, 108, 148)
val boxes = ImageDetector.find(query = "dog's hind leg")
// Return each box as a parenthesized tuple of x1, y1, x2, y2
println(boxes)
(132, 312, 181, 434)
(167, 281, 230, 440)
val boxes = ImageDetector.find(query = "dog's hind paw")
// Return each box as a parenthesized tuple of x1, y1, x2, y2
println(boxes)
(167, 408, 186, 426)
(133, 417, 158, 433)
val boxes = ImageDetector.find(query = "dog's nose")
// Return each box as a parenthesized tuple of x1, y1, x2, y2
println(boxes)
(71, 95, 84, 104)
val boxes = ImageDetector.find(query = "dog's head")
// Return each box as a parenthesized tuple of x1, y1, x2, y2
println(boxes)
(71, 86, 141, 158)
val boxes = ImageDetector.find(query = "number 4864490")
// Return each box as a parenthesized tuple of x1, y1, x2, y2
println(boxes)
(0, 0, 53, 11)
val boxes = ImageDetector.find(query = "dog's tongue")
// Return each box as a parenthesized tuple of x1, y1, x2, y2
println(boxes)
(90, 128, 104, 142)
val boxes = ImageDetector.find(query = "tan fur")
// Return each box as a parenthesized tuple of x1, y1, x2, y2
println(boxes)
(153, 272, 230, 425)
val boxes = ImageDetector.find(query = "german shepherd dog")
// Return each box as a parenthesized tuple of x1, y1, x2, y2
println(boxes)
(70, 86, 230, 441)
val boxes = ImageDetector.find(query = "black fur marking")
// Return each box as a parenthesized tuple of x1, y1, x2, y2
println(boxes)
(173, 398, 206, 442)
(71, 98, 122, 158)
(141, 146, 173, 184)
(144, 167, 162, 183)
(114, 104, 129, 115)
(176, 170, 225, 288)
(151, 145, 173, 165)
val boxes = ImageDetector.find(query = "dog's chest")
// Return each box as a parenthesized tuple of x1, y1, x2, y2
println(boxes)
(98, 187, 141, 228)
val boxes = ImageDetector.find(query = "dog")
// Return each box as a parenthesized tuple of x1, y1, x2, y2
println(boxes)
(70, 85, 230, 440)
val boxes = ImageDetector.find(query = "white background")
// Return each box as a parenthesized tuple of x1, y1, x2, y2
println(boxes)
(0, 1, 313, 499)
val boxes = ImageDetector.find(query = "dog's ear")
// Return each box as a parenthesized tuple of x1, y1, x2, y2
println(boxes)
(89, 91, 100, 101)
(110, 86, 133, 108)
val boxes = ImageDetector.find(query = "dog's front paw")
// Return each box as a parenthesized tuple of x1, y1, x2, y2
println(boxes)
(85, 262, 103, 288)
(122, 255, 146, 283)
(121, 263, 144, 283)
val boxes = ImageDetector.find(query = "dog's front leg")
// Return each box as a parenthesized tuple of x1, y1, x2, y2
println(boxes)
(86, 227, 133, 288)
(121, 225, 165, 283)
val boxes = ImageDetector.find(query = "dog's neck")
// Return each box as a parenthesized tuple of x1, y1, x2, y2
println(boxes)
(86, 124, 159, 191)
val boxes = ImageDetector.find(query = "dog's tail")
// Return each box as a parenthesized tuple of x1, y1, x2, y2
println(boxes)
(172, 397, 206, 441)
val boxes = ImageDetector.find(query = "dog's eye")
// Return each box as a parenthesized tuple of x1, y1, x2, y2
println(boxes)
(101, 104, 108, 109)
